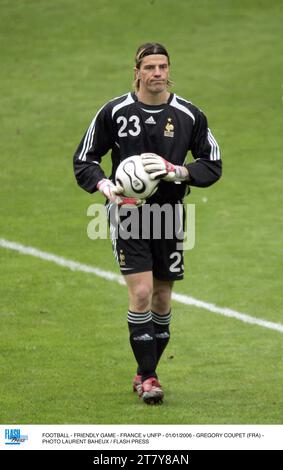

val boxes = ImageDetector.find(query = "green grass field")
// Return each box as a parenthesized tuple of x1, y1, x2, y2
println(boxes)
(0, 0, 282, 424)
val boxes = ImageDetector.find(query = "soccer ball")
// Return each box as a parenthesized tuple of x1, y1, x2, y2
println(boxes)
(115, 155, 159, 199)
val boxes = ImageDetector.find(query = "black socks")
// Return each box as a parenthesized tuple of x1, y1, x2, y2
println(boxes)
(128, 310, 171, 381)
(128, 310, 157, 381)
(151, 310, 171, 366)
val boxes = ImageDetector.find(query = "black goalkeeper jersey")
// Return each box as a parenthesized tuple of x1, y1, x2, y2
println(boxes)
(73, 92, 222, 203)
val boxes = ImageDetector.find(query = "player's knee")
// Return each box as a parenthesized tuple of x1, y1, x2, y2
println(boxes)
(131, 283, 152, 311)
(152, 288, 171, 313)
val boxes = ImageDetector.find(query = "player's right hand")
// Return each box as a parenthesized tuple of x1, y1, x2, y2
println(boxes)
(97, 178, 145, 207)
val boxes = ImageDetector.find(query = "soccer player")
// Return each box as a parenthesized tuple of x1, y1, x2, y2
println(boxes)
(73, 43, 222, 404)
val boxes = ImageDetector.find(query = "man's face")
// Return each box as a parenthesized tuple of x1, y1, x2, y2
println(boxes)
(136, 54, 169, 94)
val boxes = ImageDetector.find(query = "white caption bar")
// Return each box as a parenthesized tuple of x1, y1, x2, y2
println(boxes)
(1, 425, 282, 450)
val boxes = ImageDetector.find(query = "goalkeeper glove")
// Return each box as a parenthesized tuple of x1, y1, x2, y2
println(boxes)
(97, 178, 145, 207)
(141, 153, 189, 182)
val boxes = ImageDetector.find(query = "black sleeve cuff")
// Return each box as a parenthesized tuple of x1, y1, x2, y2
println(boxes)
(186, 159, 222, 187)
(74, 162, 106, 193)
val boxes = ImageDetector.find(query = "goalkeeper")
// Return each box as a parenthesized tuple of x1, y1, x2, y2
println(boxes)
(73, 42, 222, 405)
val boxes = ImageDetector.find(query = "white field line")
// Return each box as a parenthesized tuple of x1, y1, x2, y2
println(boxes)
(1, 237, 282, 334)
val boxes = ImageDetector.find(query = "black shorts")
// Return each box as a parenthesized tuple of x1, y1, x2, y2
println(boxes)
(107, 202, 185, 281)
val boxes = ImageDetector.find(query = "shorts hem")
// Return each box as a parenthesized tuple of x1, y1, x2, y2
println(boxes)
(153, 274, 184, 281)
(120, 267, 152, 276)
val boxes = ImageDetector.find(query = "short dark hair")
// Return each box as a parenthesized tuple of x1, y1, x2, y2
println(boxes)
(134, 42, 172, 91)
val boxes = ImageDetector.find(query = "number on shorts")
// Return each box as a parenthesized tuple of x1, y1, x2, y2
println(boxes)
(169, 252, 183, 273)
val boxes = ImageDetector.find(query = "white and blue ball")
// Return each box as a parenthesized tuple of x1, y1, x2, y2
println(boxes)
(115, 155, 159, 199)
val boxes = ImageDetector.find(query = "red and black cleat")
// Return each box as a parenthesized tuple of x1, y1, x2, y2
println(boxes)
(139, 377, 164, 405)
(132, 374, 142, 394)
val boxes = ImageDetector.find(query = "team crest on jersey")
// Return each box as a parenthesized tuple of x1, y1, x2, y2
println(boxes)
(164, 118, 174, 137)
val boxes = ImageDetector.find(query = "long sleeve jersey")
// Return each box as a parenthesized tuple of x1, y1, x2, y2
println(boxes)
(73, 92, 222, 203)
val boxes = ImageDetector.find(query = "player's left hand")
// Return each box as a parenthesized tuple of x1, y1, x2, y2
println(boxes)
(141, 153, 189, 182)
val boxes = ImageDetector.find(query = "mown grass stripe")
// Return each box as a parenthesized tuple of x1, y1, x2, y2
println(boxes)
(1, 237, 282, 334)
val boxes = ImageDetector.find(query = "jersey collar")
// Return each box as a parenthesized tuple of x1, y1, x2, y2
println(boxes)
(131, 92, 174, 108)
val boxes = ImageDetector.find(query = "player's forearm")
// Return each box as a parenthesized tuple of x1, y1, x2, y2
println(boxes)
(185, 159, 222, 187)
(73, 160, 106, 193)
